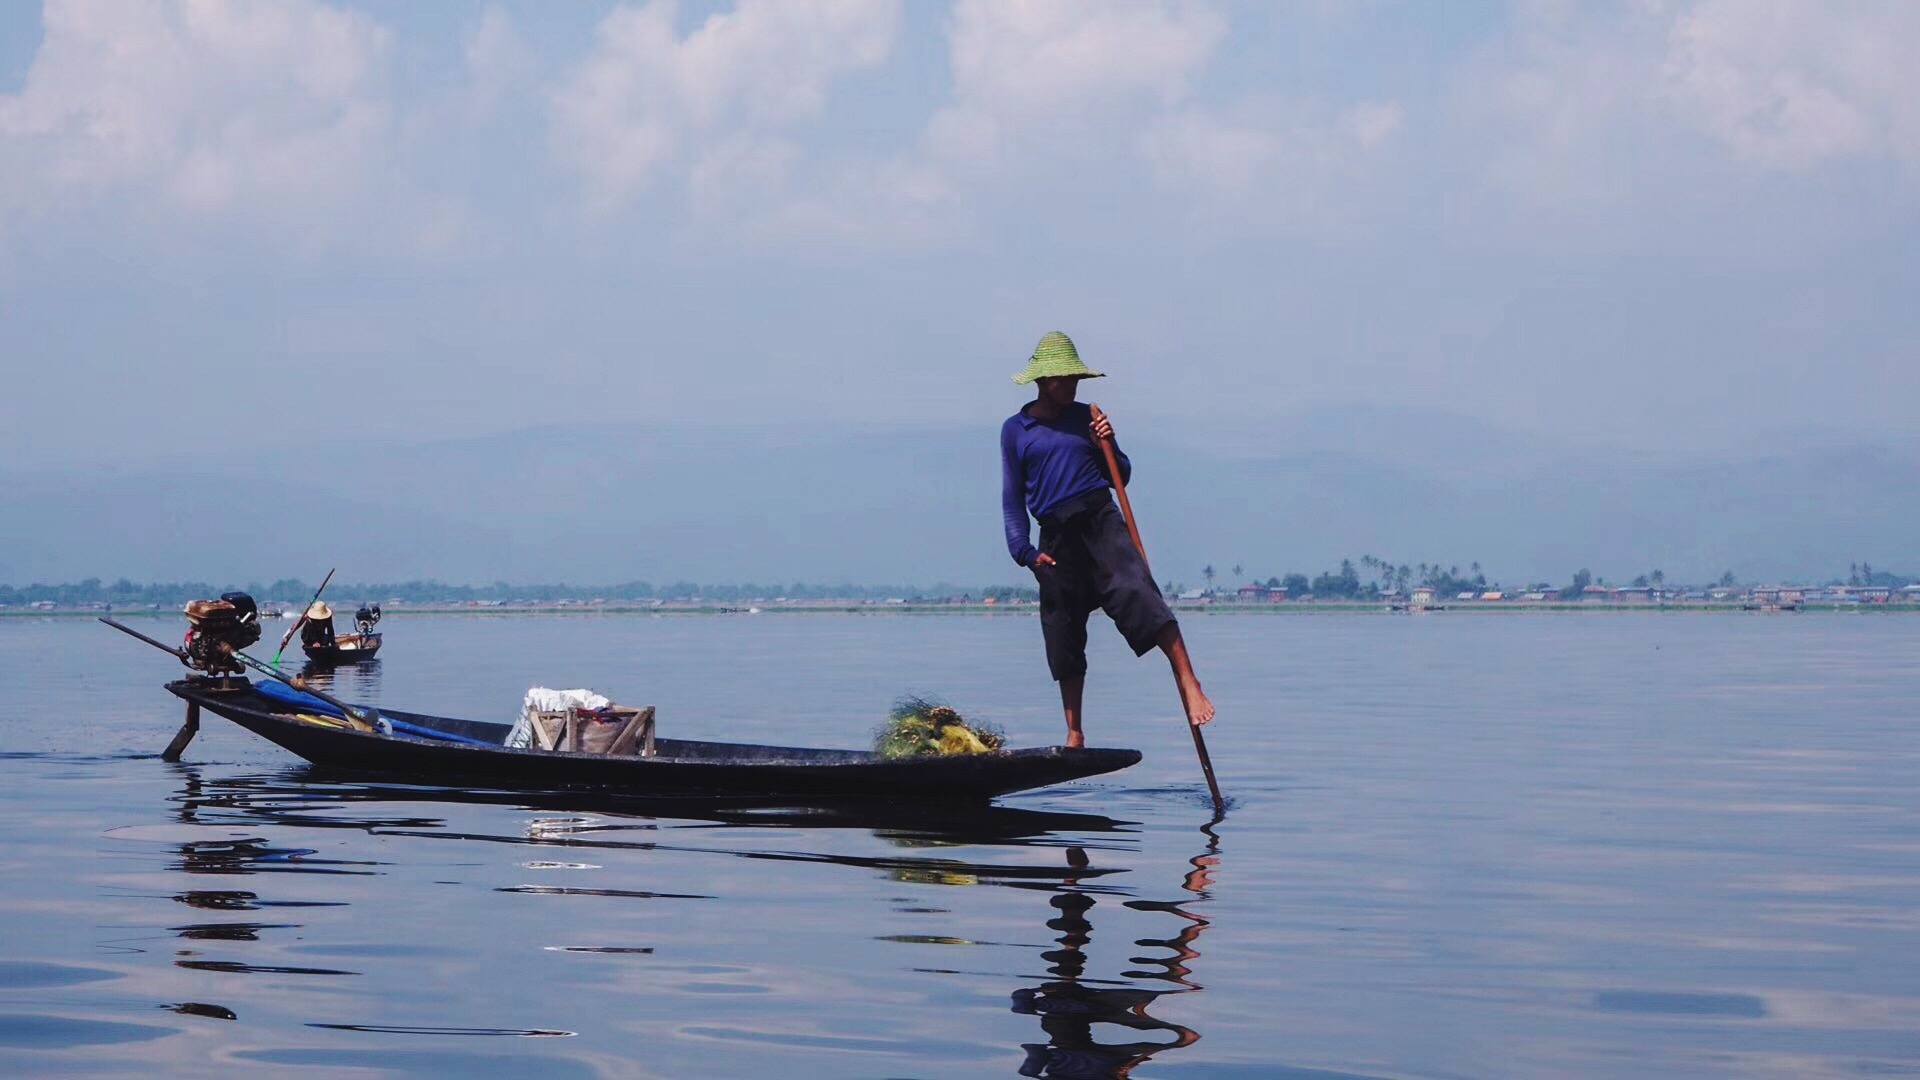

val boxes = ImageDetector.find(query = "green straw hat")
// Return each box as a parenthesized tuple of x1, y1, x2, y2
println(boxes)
(1012, 331, 1105, 385)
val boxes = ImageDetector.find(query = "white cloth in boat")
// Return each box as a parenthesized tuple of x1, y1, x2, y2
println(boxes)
(506, 686, 612, 749)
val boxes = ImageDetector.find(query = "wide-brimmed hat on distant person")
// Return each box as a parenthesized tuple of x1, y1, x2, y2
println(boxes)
(1012, 331, 1105, 385)
(306, 601, 333, 621)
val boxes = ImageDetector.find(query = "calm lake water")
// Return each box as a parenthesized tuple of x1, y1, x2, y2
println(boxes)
(3, 610, 1920, 1078)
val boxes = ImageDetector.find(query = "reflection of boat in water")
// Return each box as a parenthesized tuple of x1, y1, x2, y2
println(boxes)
(150, 763, 1203, 1074)
(300, 601, 382, 664)
(298, 656, 381, 691)
(176, 765, 1143, 842)
(161, 765, 1142, 897)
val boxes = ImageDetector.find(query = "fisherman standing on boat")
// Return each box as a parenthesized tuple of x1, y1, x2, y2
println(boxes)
(1000, 331, 1215, 748)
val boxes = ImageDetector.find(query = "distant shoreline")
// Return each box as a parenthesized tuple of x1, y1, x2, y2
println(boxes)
(18, 600, 1915, 618)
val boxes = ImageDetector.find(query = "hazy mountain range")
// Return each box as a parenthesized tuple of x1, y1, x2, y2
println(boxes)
(3, 407, 1912, 589)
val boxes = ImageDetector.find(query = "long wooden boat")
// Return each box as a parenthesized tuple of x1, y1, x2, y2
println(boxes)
(163, 677, 1141, 801)
(302, 632, 381, 664)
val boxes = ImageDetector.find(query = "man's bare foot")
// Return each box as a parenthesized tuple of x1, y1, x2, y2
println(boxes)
(1065, 731, 1085, 749)
(1183, 683, 1215, 728)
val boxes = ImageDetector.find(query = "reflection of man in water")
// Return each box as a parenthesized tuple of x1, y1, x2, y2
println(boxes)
(1013, 978, 1198, 1079)
(1012, 851, 1200, 1079)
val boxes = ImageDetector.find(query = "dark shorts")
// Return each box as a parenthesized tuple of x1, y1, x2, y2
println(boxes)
(1033, 491, 1177, 681)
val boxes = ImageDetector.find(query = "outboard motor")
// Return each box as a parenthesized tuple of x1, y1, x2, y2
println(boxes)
(354, 603, 381, 636)
(181, 592, 261, 675)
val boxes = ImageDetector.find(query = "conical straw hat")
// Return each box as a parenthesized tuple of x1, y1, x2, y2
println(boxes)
(1012, 331, 1105, 385)
(307, 601, 333, 620)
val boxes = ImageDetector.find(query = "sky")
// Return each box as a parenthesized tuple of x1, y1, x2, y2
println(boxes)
(1, 1, 1918, 583)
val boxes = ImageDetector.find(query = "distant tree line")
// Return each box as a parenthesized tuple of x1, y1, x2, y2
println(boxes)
(1204, 557, 1916, 601)
(1846, 562, 1910, 588)
(0, 578, 1040, 606)
(1232, 556, 1494, 600)
(9, 560, 1915, 608)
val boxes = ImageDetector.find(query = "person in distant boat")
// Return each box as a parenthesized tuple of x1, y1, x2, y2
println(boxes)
(300, 601, 336, 651)
(1000, 331, 1215, 748)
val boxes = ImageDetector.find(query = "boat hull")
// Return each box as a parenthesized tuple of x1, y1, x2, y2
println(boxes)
(163, 679, 1140, 802)
(302, 633, 381, 665)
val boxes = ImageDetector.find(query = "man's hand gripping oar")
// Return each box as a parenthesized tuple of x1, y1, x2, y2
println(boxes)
(1088, 403, 1225, 812)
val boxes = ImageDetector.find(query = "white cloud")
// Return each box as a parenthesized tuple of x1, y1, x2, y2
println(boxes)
(465, 4, 538, 120)
(1347, 102, 1404, 150)
(1477, 3, 1672, 205)
(1138, 98, 1402, 208)
(925, 0, 1226, 171)
(1662, 0, 1920, 174)
(714, 0, 1233, 244)
(688, 135, 800, 218)
(906, 1, 1402, 228)
(0, 0, 393, 219)
(735, 1, 1408, 244)
(1483, 0, 1920, 204)
(726, 155, 962, 246)
(550, 0, 902, 213)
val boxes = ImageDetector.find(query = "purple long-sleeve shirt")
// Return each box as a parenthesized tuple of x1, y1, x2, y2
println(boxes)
(1000, 402, 1132, 567)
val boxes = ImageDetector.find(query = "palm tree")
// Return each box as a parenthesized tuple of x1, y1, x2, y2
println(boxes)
(1232, 564, 1244, 587)
(1202, 565, 1217, 595)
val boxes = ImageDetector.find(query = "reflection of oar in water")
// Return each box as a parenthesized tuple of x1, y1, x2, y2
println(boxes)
(272, 567, 335, 668)
(1187, 814, 1222, 894)
(1124, 815, 1221, 990)
(1087, 404, 1225, 812)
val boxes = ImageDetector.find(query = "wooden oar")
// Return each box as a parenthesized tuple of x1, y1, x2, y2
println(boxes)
(273, 567, 335, 668)
(99, 615, 190, 662)
(1088, 403, 1225, 811)
(97, 616, 204, 759)
(101, 615, 382, 731)
(229, 649, 378, 726)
